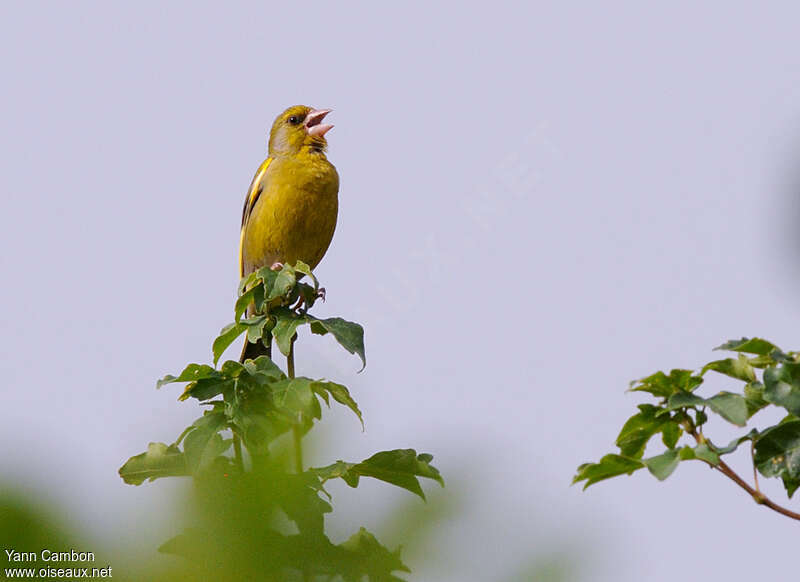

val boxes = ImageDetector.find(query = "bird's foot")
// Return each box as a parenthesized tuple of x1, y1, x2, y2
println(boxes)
(270, 262, 284, 271)
(317, 287, 326, 302)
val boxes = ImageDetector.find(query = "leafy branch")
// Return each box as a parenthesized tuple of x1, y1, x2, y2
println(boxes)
(574, 337, 800, 522)
(119, 262, 443, 580)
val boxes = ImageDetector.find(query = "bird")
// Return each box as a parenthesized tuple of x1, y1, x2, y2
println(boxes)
(238, 105, 339, 362)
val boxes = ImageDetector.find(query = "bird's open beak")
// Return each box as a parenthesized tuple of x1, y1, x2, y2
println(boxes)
(305, 108, 333, 137)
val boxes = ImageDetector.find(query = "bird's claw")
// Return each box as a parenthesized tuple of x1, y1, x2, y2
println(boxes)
(270, 262, 284, 271)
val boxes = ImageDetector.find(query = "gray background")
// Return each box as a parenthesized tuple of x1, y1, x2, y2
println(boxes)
(3, 2, 800, 580)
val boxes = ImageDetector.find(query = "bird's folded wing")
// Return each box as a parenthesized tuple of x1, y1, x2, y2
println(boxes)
(239, 157, 273, 277)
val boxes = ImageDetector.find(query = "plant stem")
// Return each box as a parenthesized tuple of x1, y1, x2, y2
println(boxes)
(687, 427, 800, 522)
(288, 335, 302, 473)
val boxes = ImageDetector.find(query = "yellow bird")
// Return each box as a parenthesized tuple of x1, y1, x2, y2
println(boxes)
(239, 105, 339, 361)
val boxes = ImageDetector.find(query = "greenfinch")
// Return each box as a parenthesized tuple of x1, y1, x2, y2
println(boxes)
(239, 105, 339, 361)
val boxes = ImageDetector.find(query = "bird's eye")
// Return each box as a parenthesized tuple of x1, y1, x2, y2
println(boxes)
(288, 115, 301, 125)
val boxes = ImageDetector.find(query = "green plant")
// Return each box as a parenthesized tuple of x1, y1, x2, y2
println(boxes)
(119, 262, 443, 580)
(574, 337, 800, 521)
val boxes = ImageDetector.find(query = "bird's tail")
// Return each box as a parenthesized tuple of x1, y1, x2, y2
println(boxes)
(239, 332, 272, 363)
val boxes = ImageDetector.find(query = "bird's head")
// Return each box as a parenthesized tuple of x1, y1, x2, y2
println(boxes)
(268, 105, 333, 156)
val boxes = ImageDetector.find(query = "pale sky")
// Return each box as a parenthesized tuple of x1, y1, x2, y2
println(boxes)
(3, 2, 800, 580)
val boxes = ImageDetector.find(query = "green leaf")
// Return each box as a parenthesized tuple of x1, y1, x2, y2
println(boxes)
(666, 391, 748, 427)
(179, 378, 233, 402)
(157, 363, 220, 389)
(271, 377, 322, 432)
(308, 316, 366, 371)
(242, 314, 269, 344)
(706, 392, 748, 427)
(661, 423, 682, 449)
(615, 404, 667, 458)
(675, 444, 720, 465)
(702, 355, 756, 382)
(313, 460, 359, 488)
(268, 264, 297, 301)
(183, 412, 230, 473)
(292, 260, 319, 291)
(212, 322, 246, 366)
(573, 454, 644, 489)
(237, 270, 258, 296)
(629, 369, 702, 398)
(711, 429, 759, 455)
(783, 475, 800, 498)
(753, 420, 800, 481)
(242, 355, 286, 382)
(644, 448, 680, 480)
(272, 310, 309, 356)
(338, 527, 410, 579)
(666, 391, 706, 410)
(234, 286, 257, 322)
(763, 365, 800, 417)
(744, 382, 769, 418)
(692, 443, 720, 465)
(715, 337, 779, 356)
(311, 381, 364, 428)
(314, 450, 444, 500)
(118, 442, 188, 485)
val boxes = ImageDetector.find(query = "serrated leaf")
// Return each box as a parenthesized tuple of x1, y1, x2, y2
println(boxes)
(715, 337, 779, 356)
(311, 381, 364, 429)
(763, 365, 800, 417)
(615, 405, 667, 458)
(243, 355, 286, 382)
(212, 322, 246, 366)
(272, 311, 309, 356)
(644, 448, 681, 480)
(157, 363, 220, 389)
(118, 442, 188, 485)
(338, 527, 410, 579)
(572, 454, 644, 489)
(630, 369, 702, 398)
(753, 420, 800, 481)
(308, 316, 366, 371)
(242, 314, 269, 344)
(702, 355, 756, 382)
(314, 450, 443, 500)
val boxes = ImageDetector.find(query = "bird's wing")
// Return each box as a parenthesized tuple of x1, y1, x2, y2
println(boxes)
(239, 157, 273, 277)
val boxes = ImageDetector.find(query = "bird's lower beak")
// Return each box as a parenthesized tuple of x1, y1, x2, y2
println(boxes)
(305, 108, 333, 137)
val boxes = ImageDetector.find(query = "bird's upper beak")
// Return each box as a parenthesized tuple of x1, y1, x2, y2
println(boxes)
(305, 108, 333, 137)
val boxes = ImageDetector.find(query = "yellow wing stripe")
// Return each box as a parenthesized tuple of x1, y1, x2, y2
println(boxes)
(239, 157, 272, 277)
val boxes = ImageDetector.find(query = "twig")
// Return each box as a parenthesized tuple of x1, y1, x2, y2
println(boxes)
(688, 427, 800, 521)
